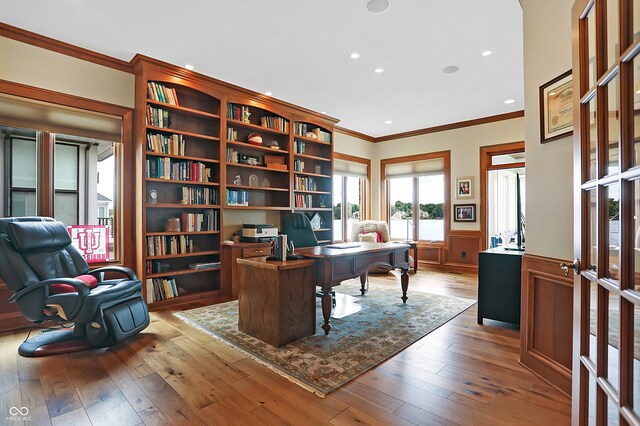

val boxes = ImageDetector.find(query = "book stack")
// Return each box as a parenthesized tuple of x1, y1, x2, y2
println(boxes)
(260, 115, 289, 132)
(147, 82, 179, 106)
(293, 140, 306, 154)
(294, 159, 305, 172)
(146, 106, 171, 128)
(313, 128, 331, 143)
(294, 194, 313, 208)
(146, 278, 180, 302)
(227, 127, 238, 141)
(180, 210, 219, 232)
(294, 176, 318, 191)
(146, 133, 185, 155)
(179, 186, 218, 205)
(146, 158, 211, 182)
(226, 148, 239, 164)
(146, 235, 193, 256)
(294, 123, 308, 136)
(226, 189, 249, 206)
(227, 103, 251, 123)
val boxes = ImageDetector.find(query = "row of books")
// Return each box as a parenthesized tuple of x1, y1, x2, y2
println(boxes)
(226, 148, 239, 164)
(260, 116, 289, 132)
(293, 140, 306, 154)
(226, 189, 249, 206)
(146, 235, 193, 257)
(227, 127, 238, 141)
(294, 159, 306, 172)
(146, 158, 212, 182)
(294, 176, 318, 191)
(294, 193, 313, 208)
(227, 103, 251, 123)
(179, 186, 218, 205)
(146, 106, 171, 128)
(312, 128, 331, 143)
(180, 210, 219, 232)
(145, 278, 181, 302)
(146, 133, 185, 155)
(147, 82, 179, 106)
(146, 260, 170, 275)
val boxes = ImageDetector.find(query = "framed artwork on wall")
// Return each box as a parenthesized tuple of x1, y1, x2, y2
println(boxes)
(539, 69, 573, 143)
(454, 203, 476, 222)
(455, 177, 473, 199)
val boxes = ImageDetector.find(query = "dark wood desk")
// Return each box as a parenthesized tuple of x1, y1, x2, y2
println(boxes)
(295, 242, 411, 335)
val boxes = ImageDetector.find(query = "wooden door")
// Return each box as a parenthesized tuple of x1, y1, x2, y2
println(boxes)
(572, 0, 640, 424)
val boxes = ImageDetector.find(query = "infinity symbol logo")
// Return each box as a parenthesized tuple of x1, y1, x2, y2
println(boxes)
(9, 407, 28, 416)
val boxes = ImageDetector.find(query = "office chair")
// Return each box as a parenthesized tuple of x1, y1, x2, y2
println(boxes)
(0, 217, 150, 357)
(280, 212, 335, 304)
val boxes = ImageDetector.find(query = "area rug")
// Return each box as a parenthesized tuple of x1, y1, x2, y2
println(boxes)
(175, 279, 475, 396)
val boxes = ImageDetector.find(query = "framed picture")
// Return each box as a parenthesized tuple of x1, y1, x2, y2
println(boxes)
(455, 177, 473, 199)
(539, 70, 573, 143)
(454, 204, 476, 222)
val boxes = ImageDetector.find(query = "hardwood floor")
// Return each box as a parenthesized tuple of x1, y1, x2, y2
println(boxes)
(0, 268, 571, 425)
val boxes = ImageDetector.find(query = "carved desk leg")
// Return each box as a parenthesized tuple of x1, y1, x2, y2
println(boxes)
(321, 286, 333, 335)
(359, 272, 368, 295)
(400, 268, 409, 303)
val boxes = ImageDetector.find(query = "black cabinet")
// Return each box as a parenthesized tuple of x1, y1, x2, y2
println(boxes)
(477, 247, 523, 326)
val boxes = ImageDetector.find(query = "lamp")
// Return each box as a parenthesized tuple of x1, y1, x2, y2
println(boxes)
(366, 0, 390, 13)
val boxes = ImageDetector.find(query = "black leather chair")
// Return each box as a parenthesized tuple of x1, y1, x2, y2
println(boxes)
(0, 217, 149, 357)
(281, 212, 319, 249)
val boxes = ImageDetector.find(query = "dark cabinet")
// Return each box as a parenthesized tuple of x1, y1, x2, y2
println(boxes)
(477, 247, 523, 326)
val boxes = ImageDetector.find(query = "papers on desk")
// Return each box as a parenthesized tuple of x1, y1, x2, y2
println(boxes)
(326, 243, 361, 249)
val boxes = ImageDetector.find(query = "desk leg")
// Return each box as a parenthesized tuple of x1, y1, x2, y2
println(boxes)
(321, 287, 333, 335)
(359, 273, 368, 295)
(400, 268, 409, 303)
(413, 246, 418, 274)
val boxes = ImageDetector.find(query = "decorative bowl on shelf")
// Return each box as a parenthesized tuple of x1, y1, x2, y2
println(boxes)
(247, 133, 263, 145)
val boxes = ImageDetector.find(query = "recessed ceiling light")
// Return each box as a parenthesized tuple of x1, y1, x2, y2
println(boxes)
(320, 111, 327, 114)
(350, 52, 361, 59)
(481, 50, 493, 57)
(184, 64, 194, 70)
(264, 91, 272, 96)
(366, 0, 390, 13)
(442, 65, 459, 74)
(504, 99, 515, 104)
(384, 120, 393, 124)
(374, 68, 385, 73)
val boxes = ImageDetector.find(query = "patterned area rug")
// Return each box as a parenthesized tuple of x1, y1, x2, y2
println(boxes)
(175, 279, 475, 396)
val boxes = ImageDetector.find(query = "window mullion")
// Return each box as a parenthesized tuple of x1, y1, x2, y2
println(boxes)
(37, 132, 54, 216)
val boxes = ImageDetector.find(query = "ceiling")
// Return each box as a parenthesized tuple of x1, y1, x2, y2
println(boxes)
(0, 0, 524, 138)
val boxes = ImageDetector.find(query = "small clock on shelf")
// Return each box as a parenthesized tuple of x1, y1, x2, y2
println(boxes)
(148, 189, 158, 204)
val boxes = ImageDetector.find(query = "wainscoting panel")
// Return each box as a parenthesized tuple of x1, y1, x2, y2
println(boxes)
(443, 230, 482, 269)
(520, 253, 573, 397)
(418, 247, 441, 265)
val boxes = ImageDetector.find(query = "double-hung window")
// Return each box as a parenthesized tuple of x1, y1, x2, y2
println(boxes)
(332, 154, 370, 242)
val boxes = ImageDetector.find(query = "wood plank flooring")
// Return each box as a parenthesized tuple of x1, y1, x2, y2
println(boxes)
(0, 268, 571, 425)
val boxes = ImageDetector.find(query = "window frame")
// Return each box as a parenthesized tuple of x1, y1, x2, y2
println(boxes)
(381, 150, 451, 247)
(0, 81, 134, 269)
(333, 153, 371, 242)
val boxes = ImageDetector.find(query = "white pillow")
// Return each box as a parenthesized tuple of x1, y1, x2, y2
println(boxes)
(358, 232, 377, 243)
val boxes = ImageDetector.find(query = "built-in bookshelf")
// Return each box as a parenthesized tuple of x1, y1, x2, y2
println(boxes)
(291, 120, 334, 244)
(224, 102, 291, 209)
(137, 71, 223, 308)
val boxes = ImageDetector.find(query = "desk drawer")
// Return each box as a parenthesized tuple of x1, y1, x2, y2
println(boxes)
(243, 246, 270, 258)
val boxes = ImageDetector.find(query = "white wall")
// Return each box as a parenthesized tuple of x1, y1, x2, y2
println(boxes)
(523, 0, 574, 260)
(0, 36, 134, 108)
(372, 117, 525, 228)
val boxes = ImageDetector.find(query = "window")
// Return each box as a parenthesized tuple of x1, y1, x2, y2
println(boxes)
(333, 154, 370, 242)
(8, 132, 37, 216)
(383, 151, 450, 243)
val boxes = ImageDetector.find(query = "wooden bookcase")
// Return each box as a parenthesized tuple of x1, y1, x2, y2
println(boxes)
(133, 55, 338, 308)
(134, 60, 224, 308)
(224, 101, 291, 209)
(291, 120, 334, 244)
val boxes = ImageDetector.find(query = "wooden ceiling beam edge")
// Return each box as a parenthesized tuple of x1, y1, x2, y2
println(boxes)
(0, 22, 132, 73)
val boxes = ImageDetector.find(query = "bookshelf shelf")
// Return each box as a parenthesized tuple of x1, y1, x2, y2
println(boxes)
(147, 99, 221, 120)
(226, 162, 289, 173)
(313, 228, 332, 232)
(146, 267, 221, 279)
(226, 184, 289, 192)
(145, 178, 220, 186)
(145, 151, 220, 164)
(294, 153, 332, 162)
(227, 118, 289, 136)
(293, 189, 331, 195)
(146, 125, 220, 142)
(294, 171, 332, 178)
(294, 134, 332, 145)
(146, 250, 221, 260)
(145, 203, 220, 209)
(224, 205, 290, 211)
(145, 230, 221, 236)
(294, 207, 332, 212)
(147, 290, 222, 310)
(226, 140, 289, 154)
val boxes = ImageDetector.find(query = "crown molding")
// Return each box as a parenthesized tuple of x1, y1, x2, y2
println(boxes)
(0, 22, 132, 73)
(334, 126, 376, 142)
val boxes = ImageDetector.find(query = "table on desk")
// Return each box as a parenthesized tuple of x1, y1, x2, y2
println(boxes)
(295, 242, 412, 335)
